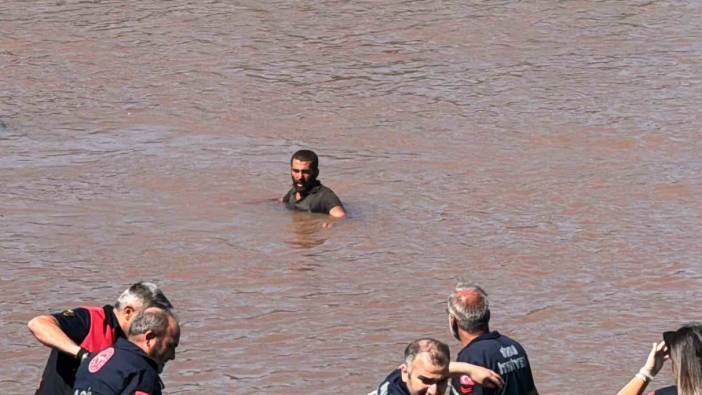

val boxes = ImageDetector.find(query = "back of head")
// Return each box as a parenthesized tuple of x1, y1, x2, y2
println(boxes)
(115, 281, 173, 312)
(667, 323, 702, 395)
(447, 283, 490, 333)
(128, 308, 174, 338)
(291, 149, 319, 171)
(404, 338, 450, 369)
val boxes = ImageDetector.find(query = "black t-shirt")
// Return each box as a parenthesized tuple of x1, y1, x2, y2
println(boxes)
(35, 305, 124, 395)
(74, 337, 162, 395)
(452, 331, 536, 395)
(650, 385, 677, 395)
(376, 369, 410, 395)
(282, 181, 343, 214)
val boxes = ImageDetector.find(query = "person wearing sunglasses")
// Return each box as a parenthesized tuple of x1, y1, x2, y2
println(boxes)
(617, 323, 702, 395)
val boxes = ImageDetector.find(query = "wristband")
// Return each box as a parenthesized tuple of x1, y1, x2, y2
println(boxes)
(76, 347, 89, 362)
(637, 368, 654, 382)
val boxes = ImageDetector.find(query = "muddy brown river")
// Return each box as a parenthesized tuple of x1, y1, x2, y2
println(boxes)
(1, 1, 701, 394)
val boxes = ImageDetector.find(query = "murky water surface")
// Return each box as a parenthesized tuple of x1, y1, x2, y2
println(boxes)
(1, 1, 701, 393)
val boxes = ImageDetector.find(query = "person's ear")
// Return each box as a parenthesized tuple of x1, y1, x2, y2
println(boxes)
(448, 314, 457, 330)
(313, 168, 319, 178)
(123, 304, 135, 317)
(449, 315, 460, 340)
(145, 330, 157, 347)
(400, 363, 409, 383)
(121, 305, 138, 324)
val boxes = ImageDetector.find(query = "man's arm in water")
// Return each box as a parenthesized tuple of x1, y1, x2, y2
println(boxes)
(329, 205, 346, 218)
(28, 314, 82, 358)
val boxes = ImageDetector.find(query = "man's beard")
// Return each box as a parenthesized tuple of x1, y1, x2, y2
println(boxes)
(292, 176, 317, 194)
(150, 340, 167, 373)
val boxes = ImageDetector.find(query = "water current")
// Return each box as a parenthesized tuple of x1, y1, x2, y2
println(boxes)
(1, 1, 701, 394)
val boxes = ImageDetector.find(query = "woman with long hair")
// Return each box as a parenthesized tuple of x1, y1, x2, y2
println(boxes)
(617, 323, 702, 395)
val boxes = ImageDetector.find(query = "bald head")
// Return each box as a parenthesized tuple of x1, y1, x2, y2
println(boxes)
(404, 338, 450, 368)
(401, 338, 451, 395)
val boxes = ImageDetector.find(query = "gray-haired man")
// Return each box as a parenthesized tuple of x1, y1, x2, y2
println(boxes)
(447, 284, 538, 395)
(73, 307, 180, 395)
(28, 281, 173, 395)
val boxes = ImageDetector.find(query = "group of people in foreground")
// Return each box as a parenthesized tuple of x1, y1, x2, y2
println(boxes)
(25, 149, 702, 395)
(24, 281, 702, 395)
(370, 283, 702, 395)
(28, 282, 179, 395)
(369, 284, 537, 395)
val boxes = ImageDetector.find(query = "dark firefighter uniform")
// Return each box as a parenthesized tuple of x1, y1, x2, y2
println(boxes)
(451, 331, 536, 395)
(35, 305, 124, 395)
(73, 337, 162, 395)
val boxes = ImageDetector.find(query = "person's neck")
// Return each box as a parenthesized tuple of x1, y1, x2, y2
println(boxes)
(128, 335, 150, 355)
(459, 327, 489, 347)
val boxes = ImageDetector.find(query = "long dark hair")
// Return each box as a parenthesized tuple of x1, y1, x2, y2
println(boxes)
(665, 323, 702, 395)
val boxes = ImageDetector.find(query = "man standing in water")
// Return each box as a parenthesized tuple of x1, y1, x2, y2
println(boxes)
(282, 149, 345, 218)
(28, 281, 173, 395)
(447, 284, 538, 395)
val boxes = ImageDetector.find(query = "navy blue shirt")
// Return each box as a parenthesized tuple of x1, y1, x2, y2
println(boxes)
(452, 331, 536, 395)
(36, 305, 123, 395)
(376, 369, 410, 395)
(651, 386, 677, 395)
(282, 181, 343, 214)
(73, 337, 162, 395)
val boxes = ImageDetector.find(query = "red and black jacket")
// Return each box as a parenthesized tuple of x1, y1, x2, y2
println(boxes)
(35, 305, 124, 395)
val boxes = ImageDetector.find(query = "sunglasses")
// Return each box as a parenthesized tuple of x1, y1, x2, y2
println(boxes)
(663, 330, 676, 350)
(663, 327, 702, 358)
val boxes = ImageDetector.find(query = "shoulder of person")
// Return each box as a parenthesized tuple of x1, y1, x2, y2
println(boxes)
(52, 306, 92, 340)
(377, 369, 407, 395)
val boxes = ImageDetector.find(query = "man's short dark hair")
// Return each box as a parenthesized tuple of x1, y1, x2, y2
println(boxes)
(404, 338, 450, 368)
(291, 149, 319, 171)
(447, 283, 490, 332)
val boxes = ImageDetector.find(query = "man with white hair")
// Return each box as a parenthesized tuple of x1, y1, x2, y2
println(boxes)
(28, 281, 173, 395)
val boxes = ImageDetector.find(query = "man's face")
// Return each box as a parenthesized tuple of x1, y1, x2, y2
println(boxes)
(401, 352, 450, 395)
(290, 159, 316, 192)
(150, 318, 180, 373)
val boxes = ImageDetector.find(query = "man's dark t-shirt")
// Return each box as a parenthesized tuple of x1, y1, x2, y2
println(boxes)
(73, 337, 163, 395)
(35, 305, 124, 395)
(452, 331, 536, 395)
(375, 369, 410, 395)
(282, 181, 343, 214)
